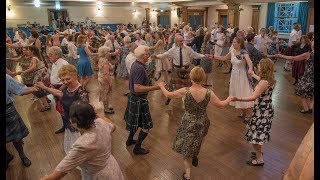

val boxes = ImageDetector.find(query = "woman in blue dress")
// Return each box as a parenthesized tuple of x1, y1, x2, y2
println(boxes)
(116, 36, 131, 77)
(76, 35, 98, 89)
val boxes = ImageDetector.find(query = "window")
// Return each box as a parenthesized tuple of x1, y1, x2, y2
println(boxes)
(274, 3, 300, 34)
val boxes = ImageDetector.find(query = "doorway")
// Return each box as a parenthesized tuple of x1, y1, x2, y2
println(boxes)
(188, 15, 202, 30)
(47, 9, 69, 26)
(157, 15, 171, 28)
(217, 9, 228, 28)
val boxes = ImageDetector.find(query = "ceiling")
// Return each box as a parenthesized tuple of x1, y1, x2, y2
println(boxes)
(8, 0, 307, 9)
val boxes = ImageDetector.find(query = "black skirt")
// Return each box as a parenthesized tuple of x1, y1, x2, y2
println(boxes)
(124, 93, 153, 132)
(6, 103, 29, 143)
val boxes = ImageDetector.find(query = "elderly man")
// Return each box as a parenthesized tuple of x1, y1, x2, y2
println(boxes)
(104, 33, 121, 75)
(254, 28, 272, 54)
(153, 34, 211, 105)
(47, 46, 69, 134)
(283, 23, 301, 71)
(124, 45, 160, 155)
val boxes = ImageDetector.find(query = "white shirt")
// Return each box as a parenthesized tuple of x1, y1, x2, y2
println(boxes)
(61, 38, 69, 47)
(104, 40, 120, 51)
(13, 38, 29, 47)
(67, 42, 79, 59)
(134, 29, 145, 35)
(226, 28, 234, 37)
(121, 30, 129, 36)
(157, 44, 205, 66)
(13, 31, 21, 42)
(125, 52, 136, 74)
(135, 39, 146, 46)
(288, 29, 301, 46)
(63, 28, 75, 35)
(50, 58, 69, 85)
(254, 34, 271, 52)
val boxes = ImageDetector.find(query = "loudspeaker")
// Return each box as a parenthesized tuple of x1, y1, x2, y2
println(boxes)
(177, 8, 181, 17)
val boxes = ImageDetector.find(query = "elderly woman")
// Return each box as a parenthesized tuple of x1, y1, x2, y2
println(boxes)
(35, 65, 89, 153)
(158, 67, 234, 180)
(98, 46, 114, 114)
(40, 101, 124, 180)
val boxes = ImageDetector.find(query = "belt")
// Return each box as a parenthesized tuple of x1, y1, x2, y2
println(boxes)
(174, 64, 190, 69)
(130, 93, 147, 99)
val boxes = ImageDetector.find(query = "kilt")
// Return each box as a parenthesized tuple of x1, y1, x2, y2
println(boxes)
(124, 93, 153, 132)
(6, 103, 29, 143)
(167, 66, 191, 91)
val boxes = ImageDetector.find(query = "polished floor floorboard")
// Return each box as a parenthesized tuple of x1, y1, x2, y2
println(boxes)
(6, 60, 314, 180)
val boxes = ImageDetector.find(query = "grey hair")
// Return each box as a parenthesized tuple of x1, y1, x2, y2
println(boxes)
(134, 45, 149, 58)
(48, 46, 63, 58)
(98, 46, 111, 57)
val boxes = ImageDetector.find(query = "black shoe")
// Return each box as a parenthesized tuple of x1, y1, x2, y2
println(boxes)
(21, 157, 32, 167)
(165, 98, 171, 105)
(192, 156, 198, 167)
(6, 154, 14, 170)
(133, 147, 149, 155)
(292, 81, 297, 85)
(126, 140, 136, 146)
(55, 127, 65, 134)
(124, 92, 129, 96)
(182, 173, 190, 180)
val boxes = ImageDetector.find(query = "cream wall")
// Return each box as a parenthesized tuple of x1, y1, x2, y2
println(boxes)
(206, 4, 228, 32)
(238, 5, 253, 30)
(6, 5, 146, 27)
(258, 3, 268, 30)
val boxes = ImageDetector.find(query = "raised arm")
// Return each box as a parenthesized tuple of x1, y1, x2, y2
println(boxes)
(159, 82, 187, 99)
(235, 80, 268, 102)
(209, 90, 234, 108)
(213, 52, 231, 61)
(35, 82, 63, 98)
(277, 52, 310, 62)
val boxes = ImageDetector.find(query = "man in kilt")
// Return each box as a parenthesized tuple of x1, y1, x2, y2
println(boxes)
(6, 74, 39, 169)
(152, 34, 211, 105)
(124, 45, 160, 155)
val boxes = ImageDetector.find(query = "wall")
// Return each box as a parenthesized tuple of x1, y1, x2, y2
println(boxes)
(258, 3, 268, 30)
(238, 5, 253, 30)
(6, 5, 146, 27)
(206, 4, 228, 32)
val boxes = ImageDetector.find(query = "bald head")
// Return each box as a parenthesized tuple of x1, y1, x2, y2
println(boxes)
(175, 34, 184, 47)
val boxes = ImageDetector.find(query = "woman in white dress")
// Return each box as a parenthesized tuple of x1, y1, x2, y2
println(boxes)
(150, 31, 171, 82)
(214, 37, 254, 121)
(183, 25, 192, 45)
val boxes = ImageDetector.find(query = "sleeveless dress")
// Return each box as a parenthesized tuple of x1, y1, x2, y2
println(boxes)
(77, 45, 94, 77)
(245, 82, 274, 145)
(229, 49, 254, 109)
(19, 57, 35, 86)
(116, 44, 130, 77)
(200, 42, 214, 73)
(295, 52, 314, 98)
(172, 88, 211, 157)
(154, 40, 171, 72)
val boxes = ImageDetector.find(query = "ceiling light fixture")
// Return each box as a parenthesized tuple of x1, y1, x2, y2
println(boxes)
(55, 1, 61, 10)
(34, 0, 40, 7)
(97, 1, 103, 9)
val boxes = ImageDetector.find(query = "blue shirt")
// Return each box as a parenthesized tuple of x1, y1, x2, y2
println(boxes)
(6, 74, 26, 105)
(129, 60, 149, 96)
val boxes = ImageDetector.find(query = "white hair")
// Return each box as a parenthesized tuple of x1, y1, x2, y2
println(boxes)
(98, 46, 111, 57)
(48, 46, 63, 58)
(134, 45, 149, 59)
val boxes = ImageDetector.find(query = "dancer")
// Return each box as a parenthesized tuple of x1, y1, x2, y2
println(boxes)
(214, 37, 254, 122)
(124, 45, 160, 155)
(6, 74, 39, 169)
(234, 58, 276, 166)
(41, 101, 124, 180)
(158, 67, 234, 180)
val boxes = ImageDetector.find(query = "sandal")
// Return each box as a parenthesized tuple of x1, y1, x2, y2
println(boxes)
(104, 110, 115, 114)
(182, 173, 190, 180)
(192, 156, 198, 167)
(246, 159, 264, 166)
(250, 152, 264, 159)
(40, 106, 51, 112)
(238, 114, 244, 118)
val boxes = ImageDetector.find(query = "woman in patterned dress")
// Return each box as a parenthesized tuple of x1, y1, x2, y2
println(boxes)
(277, 41, 314, 113)
(116, 36, 131, 77)
(158, 67, 234, 180)
(234, 58, 276, 166)
(16, 46, 51, 112)
(200, 32, 214, 86)
(40, 101, 124, 180)
(98, 46, 114, 114)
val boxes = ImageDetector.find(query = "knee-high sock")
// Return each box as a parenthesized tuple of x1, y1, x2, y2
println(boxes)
(134, 130, 148, 149)
(6, 149, 13, 160)
(13, 140, 27, 159)
(127, 130, 136, 142)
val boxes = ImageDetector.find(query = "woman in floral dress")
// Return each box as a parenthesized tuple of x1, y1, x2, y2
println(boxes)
(234, 58, 276, 166)
(116, 36, 131, 77)
(158, 67, 234, 180)
(277, 41, 314, 113)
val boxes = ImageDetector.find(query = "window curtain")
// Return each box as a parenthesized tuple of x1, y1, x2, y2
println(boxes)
(266, 3, 275, 31)
(298, 2, 309, 35)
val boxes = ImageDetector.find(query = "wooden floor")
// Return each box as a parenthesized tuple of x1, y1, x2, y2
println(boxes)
(6, 60, 314, 180)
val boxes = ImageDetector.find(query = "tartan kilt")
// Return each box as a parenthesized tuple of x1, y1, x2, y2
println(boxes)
(124, 93, 153, 132)
(167, 66, 191, 91)
(6, 103, 29, 143)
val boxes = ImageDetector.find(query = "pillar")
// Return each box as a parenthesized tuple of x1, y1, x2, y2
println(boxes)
(307, 0, 314, 33)
(182, 6, 188, 25)
(226, 3, 240, 27)
(145, 8, 150, 26)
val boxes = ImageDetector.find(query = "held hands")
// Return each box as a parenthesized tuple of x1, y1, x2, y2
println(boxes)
(248, 69, 254, 76)
(157, 81, 167, 88)
(35, 82, 46, 89)
(204, 54, 212, 59)
(228, 96, 237, 101)
(150, 54, 157, 59)
(16, 71, 23, 75)
(275, 54, 283, 58)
